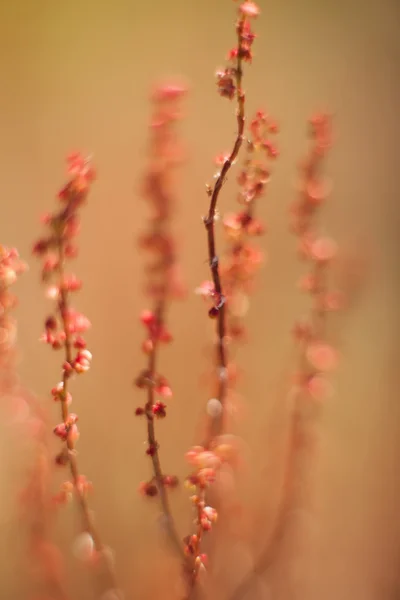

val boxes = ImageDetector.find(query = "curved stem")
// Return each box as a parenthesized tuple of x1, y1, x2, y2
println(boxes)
(204, 15, 246, 445)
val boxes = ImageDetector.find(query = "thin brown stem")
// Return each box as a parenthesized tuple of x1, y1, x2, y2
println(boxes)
(204, 15, 246, 444)
(144, 301, 190, 565)
(56, 238, 118, 592)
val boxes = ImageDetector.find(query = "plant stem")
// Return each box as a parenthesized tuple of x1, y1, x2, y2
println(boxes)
(145, 301, 190, 565)
(56, 238, 118, 592)
(204, 15, 246, 444)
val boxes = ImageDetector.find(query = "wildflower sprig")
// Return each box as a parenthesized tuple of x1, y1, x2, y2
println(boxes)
(135, 84, 189, 564)
(290, 113, 340, 397)
(184, 0, 260, 587)
(33, 154, 119, 596)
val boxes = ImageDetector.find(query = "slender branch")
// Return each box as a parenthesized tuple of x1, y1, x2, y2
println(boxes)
(182, 5, 260, 594)
(135, 84, 192, 579)
(34, 154, 119, 596)
(56, 242, 105, 551)
(145, 302, 189, 563)
(204, 14, 246, 444)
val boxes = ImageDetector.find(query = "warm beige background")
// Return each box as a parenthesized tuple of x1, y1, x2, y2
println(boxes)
(1, 0, 400, 599)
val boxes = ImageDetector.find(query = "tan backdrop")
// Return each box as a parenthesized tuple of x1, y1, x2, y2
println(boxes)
(0, 0, 399, 598)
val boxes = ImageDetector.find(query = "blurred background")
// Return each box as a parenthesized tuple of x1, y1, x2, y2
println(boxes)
(0, 0, 399, 598)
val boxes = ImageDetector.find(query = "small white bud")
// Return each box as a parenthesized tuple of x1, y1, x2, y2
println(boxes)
(73, 532, 94, 561)
(207, 398, 222, 418)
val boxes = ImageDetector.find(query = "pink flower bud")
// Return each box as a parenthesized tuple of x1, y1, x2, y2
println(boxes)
(142, 339, 154, 354)
(76, 475, 93, 495)
(140, 310, 156, 326)
(78, 349, 92, 362)
(61, 274, 82, 292)
(195, 280, 215, 298)
(197, 451, 221, 470)
(306, 342, 338, 372)
(203, 506, 218, 522)
(158, 327, 173, 343)
(51, 382, 64, 396)
(163, 475, 179, 488)
(200, 517, 212, 531)
(74, 359, 90, 373)
(73, 336, 87, 349)
(239, 1, 260, 18)
(156, 385, 172, 399)
(54, 423, 68, 440)
(307, 375, 333, 401)
(311, 237, 337, 263)
(185, 446, 204, 465)
(40, 212, 53, 224)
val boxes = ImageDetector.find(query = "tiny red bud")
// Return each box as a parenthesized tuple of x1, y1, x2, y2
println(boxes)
(45, 316, 57, 330)
(53, 424, 68, 440)
(163, 475, 179, 488)
(63, 361, 73, 374)
(146, 444, 157, 457)
(152, 402, 167, 418)
(208, 306, 219, 319)
(73, 336, 87, 349)
(145, 484, 158, 497)
(55, 450, 69, 466)
(32, 239, 48, 255)
(140, 310, 156, 326)
(156, 385, 172, 399)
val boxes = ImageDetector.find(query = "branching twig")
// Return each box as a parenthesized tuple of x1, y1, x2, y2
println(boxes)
(33, 154, 119, 597)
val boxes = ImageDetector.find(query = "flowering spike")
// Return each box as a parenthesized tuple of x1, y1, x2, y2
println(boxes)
(135, 83, 188, 570)
(33, 154, 118, 594)
(185, 1, 262, 586)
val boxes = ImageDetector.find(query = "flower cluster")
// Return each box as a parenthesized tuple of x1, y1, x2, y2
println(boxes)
(220, 110, 279, 343)
(290, 114, 340, 401)
(33, 155, 119, 595)
(183, 441, 236, 579)
(216, 2, 259, 99)
(135, 85, 188, 563)
(33, 153, 95, 460)
(0, 246, 27, 366)
(196, 111, 278, 455)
